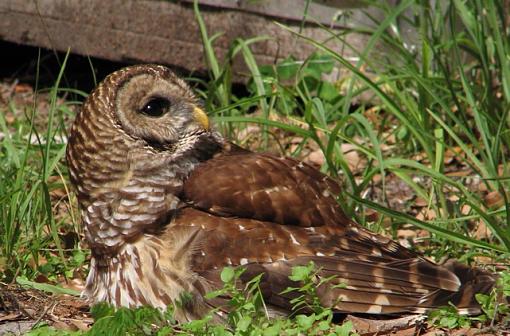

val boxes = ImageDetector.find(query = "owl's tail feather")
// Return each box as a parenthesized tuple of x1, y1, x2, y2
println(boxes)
(244, 256, 498, 316)
(330, 257, 496, 315)
(438, 259, 498, 314)
(334, 258, 497, 315)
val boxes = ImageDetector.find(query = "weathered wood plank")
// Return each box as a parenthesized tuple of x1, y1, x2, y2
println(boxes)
(180, 0, 367, 26)
(0, 0, 374, 77)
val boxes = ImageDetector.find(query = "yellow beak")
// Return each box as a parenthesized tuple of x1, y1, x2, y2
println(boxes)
(193, 107, 210, 130)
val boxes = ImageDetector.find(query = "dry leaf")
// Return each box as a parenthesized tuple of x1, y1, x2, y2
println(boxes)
(4, 112, 15, 124)
(68, 319, 91, 331)
(346, 314, 425, 335)
(478, 182, 488, 192)
(0, 312, 23, 322)
(460, 204, 471, 215)
(451, 328, 493, 336)
(397, 229, 417, 240)
(365, 209, 379, 222)
(416, 208, 437, 221)
(414, 197, 428, 207)
(59, 278, 86, 293)
(372, 174, 382, 184)
(51, 320, 75, 331)
(474, 220, 492, 240)
(484, 191, 504, 209)
(14, 83, 32, 94)
(307, 149, 325, 167)
(445, 170, 471, 177)
(422, 330, 447, 336)
(341, 143, 362, 171)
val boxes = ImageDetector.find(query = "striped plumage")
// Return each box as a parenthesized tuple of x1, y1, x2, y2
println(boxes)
(66, 64, 496, 322)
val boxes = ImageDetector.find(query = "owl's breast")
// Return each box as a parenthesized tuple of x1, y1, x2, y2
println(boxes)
(83, 233, 211, 322)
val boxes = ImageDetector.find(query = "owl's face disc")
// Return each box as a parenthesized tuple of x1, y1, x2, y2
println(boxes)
(113, 68, 207, 147)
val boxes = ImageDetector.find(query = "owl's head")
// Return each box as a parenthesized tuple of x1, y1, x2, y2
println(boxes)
(89, 64, 210, 146)
(67, 64, 221, 211)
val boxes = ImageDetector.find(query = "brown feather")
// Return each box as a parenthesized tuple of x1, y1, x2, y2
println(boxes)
(183, 148, 349, 227)
(168, 207, 494, 315)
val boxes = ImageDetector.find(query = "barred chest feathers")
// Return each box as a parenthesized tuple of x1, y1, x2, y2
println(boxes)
(81, 154, 213, 320)
(84, 232, 211, 322)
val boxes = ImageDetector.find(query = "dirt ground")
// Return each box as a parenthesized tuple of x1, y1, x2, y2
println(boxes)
(0, 283, 91, 334)
(0, 283, 504, 335)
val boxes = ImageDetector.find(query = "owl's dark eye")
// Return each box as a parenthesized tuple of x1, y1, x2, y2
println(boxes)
(140, 97, 171, 117)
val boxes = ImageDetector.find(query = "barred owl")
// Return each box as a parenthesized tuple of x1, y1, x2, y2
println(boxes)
(66, 64, 495, 322)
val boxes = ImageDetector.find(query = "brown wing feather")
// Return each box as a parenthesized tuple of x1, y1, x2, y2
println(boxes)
(165, 207, 493, 315)
(183, 144, 349, 227)
(177, 145, 495, 315)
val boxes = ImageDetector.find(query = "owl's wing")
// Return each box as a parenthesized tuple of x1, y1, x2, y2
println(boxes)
(183, 144, 350, 227)
(167, 208, 494, 315)
(179, 145, 494, 315)
(183, 144, 415, 258)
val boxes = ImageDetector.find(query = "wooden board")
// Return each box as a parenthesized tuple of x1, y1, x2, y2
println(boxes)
(0, 0, 384, 78)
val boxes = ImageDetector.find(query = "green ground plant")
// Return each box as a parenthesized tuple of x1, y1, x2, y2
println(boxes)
(475, 270, 510, 325)
(0, 52, 84, 283)
(27, 265, 357, 336)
